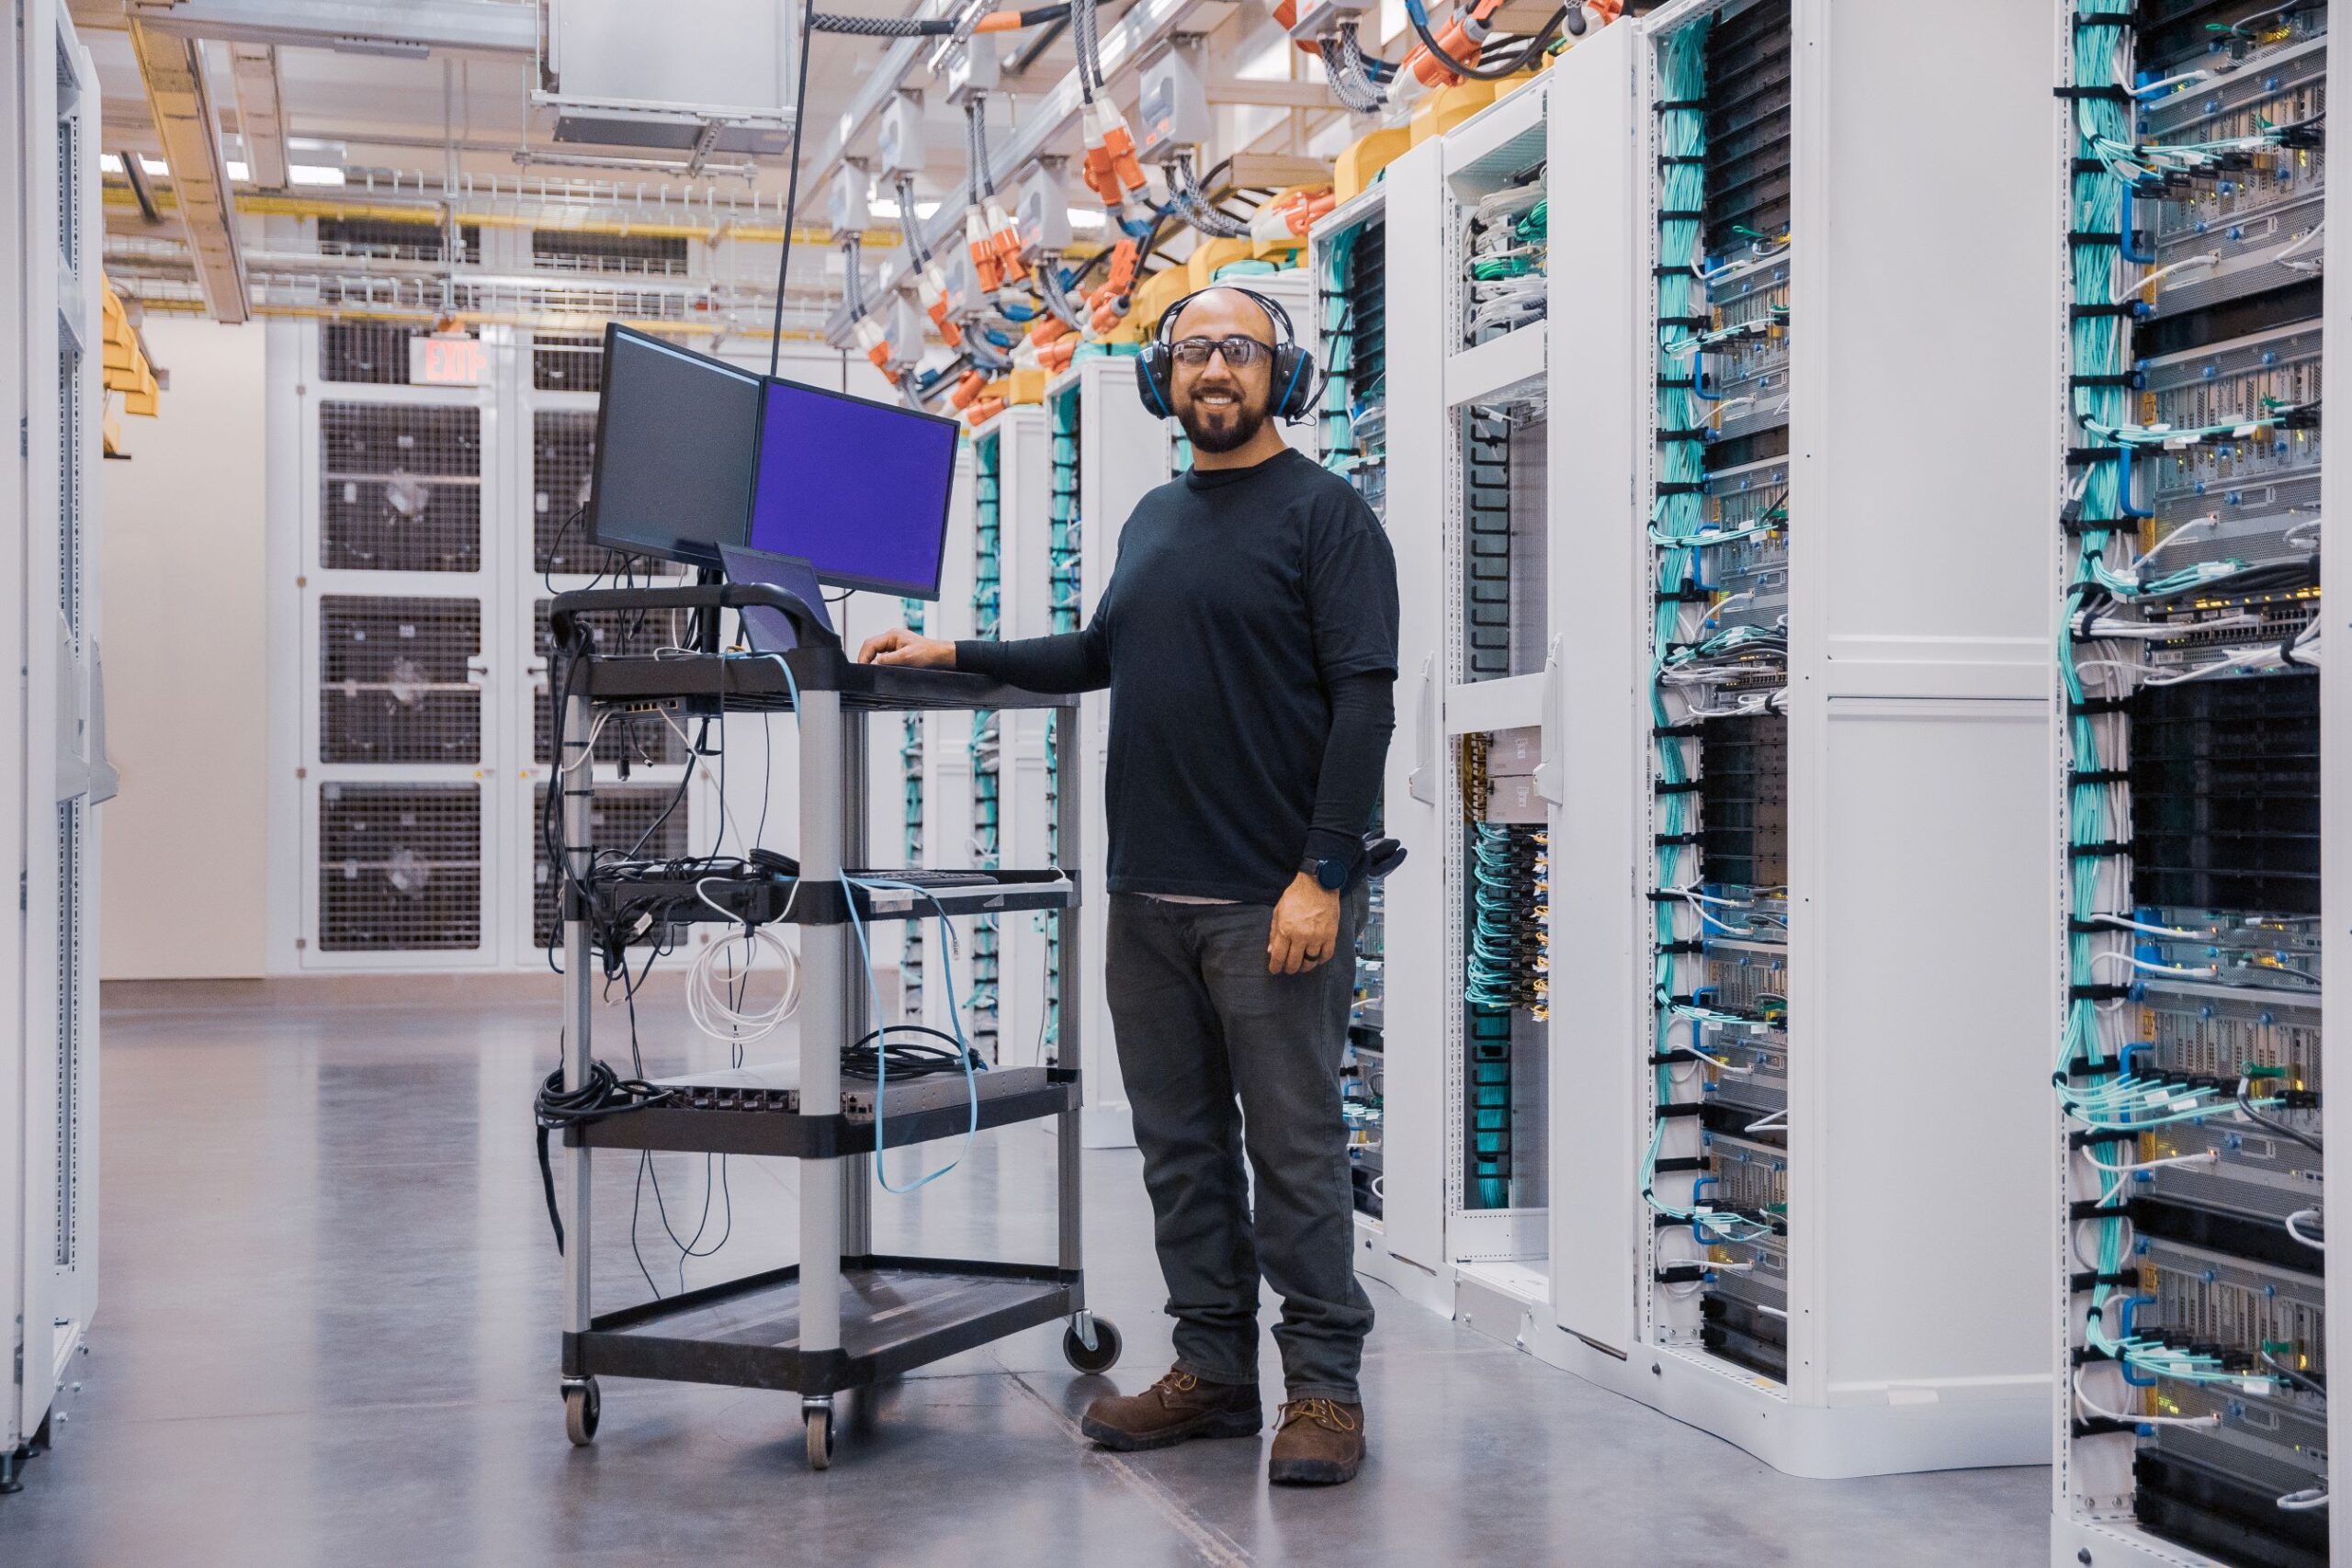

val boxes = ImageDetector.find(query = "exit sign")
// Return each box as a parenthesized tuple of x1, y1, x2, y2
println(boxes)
(410, 334, 487, 386)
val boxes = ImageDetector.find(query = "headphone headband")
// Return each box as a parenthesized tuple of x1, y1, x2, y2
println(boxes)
(1157, 285, 1296, 349)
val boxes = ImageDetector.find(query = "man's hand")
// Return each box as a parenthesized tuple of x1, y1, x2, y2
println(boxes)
(1268, 873, 1341, 976)
(858, 628, 957, 668)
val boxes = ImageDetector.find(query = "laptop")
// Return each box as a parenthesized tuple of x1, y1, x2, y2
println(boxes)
(719, 544, 838, 653)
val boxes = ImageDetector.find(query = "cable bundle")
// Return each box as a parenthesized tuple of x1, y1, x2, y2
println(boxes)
(968, 434, 1004, 1057)
(1466, 824, 1548, 1018)
(534, 1060, 671, 1254)
(1465, 173, 1546, 345)
(1038, 386, 1083, 1060)
(1318, 227, 1362, 476)
(899, 597, 927, 1021)
(1637, 18, 1777, 1249)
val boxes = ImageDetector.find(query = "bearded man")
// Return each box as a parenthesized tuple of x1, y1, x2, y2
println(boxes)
(859, 286, 1398, 1484)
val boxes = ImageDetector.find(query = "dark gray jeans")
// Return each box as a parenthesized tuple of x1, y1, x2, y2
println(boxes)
(1103, 885, 1375, 1403)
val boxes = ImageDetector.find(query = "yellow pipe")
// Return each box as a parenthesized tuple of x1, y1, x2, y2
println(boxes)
(103, 184, 895, 247)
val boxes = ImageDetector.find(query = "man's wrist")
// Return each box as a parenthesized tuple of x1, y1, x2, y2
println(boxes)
(1296, 853, 1349, 894)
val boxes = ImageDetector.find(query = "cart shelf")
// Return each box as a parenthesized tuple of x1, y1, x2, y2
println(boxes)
(565, 1256, 1081, 1396)
(570, 1066, 1079, 1158)
(587, 867, 1077, 930)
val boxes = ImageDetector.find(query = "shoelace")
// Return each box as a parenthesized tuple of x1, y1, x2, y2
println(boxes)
(1153, 1371, 1202, 1404)
(1279, 1397, 1359, 1433)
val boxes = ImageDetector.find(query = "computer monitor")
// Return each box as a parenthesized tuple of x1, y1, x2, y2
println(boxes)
(718, 544, 837, 653)
(585, 323, 763, 569)
(746, 378, 958, 600)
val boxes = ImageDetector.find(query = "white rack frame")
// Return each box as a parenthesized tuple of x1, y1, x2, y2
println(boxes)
(5, 0, 104, 1479)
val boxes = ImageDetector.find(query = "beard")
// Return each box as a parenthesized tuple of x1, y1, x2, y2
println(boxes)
(1175, 390, 1269, 454)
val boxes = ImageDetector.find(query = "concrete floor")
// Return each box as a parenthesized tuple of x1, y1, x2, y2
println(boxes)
(0, 985, 2048, 1567)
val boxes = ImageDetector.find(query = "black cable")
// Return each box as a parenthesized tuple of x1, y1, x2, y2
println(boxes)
(1405, 0, 1567, 81)
(534, 1056, 671, 1253)
(2239, 1087, 2325, 1156)
(841, 1023, 987, 1078)
(2262, 1348, 2327, 1402)
(810, 5, 1068, 35)
(771, 0, 821, 378)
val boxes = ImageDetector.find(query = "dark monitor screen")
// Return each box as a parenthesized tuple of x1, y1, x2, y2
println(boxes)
(719, 545, 836, 653)
(586, 323, 763, 568)
(747, 378, 958, 600)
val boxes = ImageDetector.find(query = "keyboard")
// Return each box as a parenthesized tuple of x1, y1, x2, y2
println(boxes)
(845, 868, 1001, 889)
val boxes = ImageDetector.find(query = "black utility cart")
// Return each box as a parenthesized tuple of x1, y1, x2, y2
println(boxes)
(548, 585, 1121, 1470)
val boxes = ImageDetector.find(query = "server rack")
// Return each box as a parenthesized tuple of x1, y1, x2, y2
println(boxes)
(1383, 75, 1564, 1318)
(961, 407, 1053, 1064)
(1313, 182, 1398, 1251)
(2052, 4, 2343, 1563)
(1374, 4, 2061, 1477)
(1048, 352, 1168, 1149)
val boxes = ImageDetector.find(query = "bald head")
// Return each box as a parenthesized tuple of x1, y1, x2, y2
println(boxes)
(1165, 286, 1282, 344)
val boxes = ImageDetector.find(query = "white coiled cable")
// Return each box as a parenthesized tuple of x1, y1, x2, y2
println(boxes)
(687, 880, 802, 1045)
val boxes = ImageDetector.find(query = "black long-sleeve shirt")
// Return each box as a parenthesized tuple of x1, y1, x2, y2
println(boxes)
(956, 447, 1399, 903)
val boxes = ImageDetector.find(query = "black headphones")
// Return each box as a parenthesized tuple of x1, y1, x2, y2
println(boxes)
(1135, 285, 1318, 425)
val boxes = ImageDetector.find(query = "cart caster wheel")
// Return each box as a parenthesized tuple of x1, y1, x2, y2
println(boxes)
(563, 1378, 601, 1446)
(1063, 1315, 1123, 1374)
(805, 1405, 835, 1470)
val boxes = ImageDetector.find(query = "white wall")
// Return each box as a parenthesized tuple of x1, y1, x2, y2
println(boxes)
(99, 318, 270, 978)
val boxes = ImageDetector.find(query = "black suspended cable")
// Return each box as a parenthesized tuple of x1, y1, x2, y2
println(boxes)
(1405, 0, 1568, 82)
(770, 0, 821, 377)
(810, 4, 1068, 35)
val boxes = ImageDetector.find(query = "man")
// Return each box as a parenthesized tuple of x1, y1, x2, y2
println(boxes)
(858, 287, 1398, 1485)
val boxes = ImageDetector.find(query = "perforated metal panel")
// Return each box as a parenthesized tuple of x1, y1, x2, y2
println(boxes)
(532, 598, 687, 766)
(531, 781, 693, 949)
(533, 333, 605, 393)
(58, 346, 80, 639)
(319, 595, 482, 763)
(319, 401, 482, 572)
(316, 216, 481, 264)
(317, 783, 483, 951)
(54, 801, 81, 1269)
(531, 229, 689, 275)
(322, 322, 429, 386)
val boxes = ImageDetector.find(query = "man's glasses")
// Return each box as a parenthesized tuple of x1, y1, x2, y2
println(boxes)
(1170, 335, 1272, 369)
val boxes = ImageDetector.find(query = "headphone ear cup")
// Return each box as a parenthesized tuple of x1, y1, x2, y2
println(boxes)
(1272, 344, 1317, 423)
(1135, 344, 1173, 417)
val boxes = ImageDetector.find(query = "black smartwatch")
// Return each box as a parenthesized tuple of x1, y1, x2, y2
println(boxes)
(1300, 852, 1351, 893)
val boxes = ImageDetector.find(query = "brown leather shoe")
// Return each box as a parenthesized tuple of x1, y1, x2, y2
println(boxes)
(1079, 1367, 1262, 1452)
(1267, 1397, 1364, 1485)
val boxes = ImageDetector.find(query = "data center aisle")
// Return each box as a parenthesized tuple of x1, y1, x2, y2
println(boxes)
(0, 987, 2042, 1568)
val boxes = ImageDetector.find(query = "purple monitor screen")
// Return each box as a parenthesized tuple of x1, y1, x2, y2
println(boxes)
(747, 378, 959, 599)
